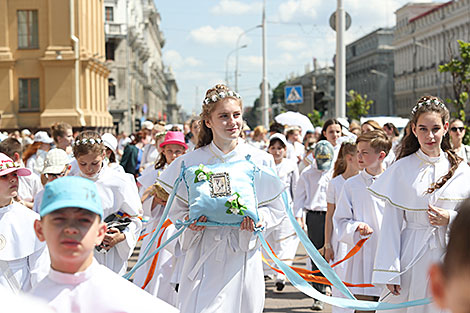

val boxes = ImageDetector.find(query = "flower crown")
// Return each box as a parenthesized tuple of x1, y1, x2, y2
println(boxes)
(74, 138, 103, 146)
(0, 161, 20, 171)
(203, 90, 241, 105)
(411, 98, 446, 116)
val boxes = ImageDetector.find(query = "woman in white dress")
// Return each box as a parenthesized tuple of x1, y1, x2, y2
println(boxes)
(157, 84, 285, 313)
(72, 131, 142, 275)
(369, 96, 470, 313)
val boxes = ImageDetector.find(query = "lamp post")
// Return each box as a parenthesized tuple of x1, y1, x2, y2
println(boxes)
(225, 44, 247, 88)
(415, 41, 441, 98)
(234, 25, 261, 92)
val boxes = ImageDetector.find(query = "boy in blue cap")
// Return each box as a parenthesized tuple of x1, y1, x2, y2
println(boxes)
(31, 176, 178, 312)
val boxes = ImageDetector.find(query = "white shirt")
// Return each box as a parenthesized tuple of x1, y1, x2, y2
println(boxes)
(334, 170, 385, 297)
(31, 260, 179, 313)
(293, 164, 332, 214)
(18, 172, 43, 202)
(0, 202, 49, 293)
(140, 143, 159, 170)
(0, 285, 54, 313)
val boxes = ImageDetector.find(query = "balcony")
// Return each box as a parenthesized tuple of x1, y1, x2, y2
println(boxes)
(105, 22, 126, 39)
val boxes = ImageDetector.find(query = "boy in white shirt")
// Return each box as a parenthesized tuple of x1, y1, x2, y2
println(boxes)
(333, 130, 391, 312)
(293, 140, 334, 311)
(32, 176, 179, 313)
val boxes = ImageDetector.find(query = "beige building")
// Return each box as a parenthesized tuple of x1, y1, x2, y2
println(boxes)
(0, 0, 113, 131)
(393, 0, 470, 116)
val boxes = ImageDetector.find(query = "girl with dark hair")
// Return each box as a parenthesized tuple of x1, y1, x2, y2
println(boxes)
(448, 118, 470, 165)
(120, 131, 148, 177)
(156, 84, 285, 313)
(369, 96, 470, 313)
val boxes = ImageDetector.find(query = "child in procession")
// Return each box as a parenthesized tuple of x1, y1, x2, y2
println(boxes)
(370, 96, 470, 313)
(0, 153, 49, 292)
(71, 131, 142, 275)
(324, 140, 360, 313)
(334, 130, 392, 312)
(31, 176, 178, 312)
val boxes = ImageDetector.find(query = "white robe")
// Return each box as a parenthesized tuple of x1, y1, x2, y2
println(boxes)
(0, 285, 54, 313)
(0, 202, 49, 292)
(133, 166, 180, 306)
(334, 170, 385, 297)
(369, 149, 470, 313)
(30, 259, 179, 313)
(72, 165, 143, 275)
(326, 174, 351, 313)
(158, 140, 286, 313)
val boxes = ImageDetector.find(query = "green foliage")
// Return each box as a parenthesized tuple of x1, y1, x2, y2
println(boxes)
(439, 40, 470, 145)
(271, 81, 286, 105)
(346, 90, 372, 121)
(307, 110, 323, 127)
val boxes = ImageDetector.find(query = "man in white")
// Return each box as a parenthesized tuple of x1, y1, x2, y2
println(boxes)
(31, 176, 178, 313)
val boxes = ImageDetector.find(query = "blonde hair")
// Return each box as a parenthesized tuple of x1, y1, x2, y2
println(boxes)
(51, 122, 72, 144)
(72, 131, 105, 158)
(196, 84, 243, 148)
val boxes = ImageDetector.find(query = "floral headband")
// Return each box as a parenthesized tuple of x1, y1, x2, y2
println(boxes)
(203, 90, 241, 105)
(74, 138, 103, 146)
(0, 161, 20, 171)
(411, 98, 446, 115)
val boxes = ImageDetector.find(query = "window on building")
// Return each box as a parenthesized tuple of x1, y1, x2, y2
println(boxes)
(106, 41, 115, 60)
(19, 78, 40, 111)
(17, 10, 39, 49)
(108, 78, 116, 98)
(105, 6, 114, 22)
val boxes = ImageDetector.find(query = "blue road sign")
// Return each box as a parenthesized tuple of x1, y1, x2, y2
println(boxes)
(285, 85, 303, 104)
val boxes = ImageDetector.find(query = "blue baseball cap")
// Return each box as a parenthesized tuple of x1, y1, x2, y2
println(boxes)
(314, 140, 334, 171)
(40, 176, 103, 219)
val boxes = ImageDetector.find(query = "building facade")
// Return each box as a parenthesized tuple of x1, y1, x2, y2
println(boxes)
(0, 0, 112, 131)
(393, 0, 470, 116)
(285, 61, 335, 119)
(346, 28, 395, 116)
(104, 0, 173, 134)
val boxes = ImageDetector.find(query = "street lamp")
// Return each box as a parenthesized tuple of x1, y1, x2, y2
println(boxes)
(370, 69, 393, 115)
(234, 25, 262, 92)
(225, 44, 247, 88)
(415, 41, 441, 98)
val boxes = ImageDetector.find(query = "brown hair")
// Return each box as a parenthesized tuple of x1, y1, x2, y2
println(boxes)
(154, 153, 168, 170)
(356, 129, 392, 156)
(197, 84, 243, 148)
(51, 122, 72, 143)
(318, 119, 342, 142)
(72, 131, 105, 158)
(23, 142, 42, 164)
(361, 120, 382, 132)
(333, 142, 358, 178)
(0, 138, 23, 159)
(383, 122, 399, 137)
(442, 199, 470, 276)
(398, 95, 461, 194)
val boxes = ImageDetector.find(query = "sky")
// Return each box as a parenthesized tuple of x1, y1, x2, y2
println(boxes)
(156, 0, 432, 116)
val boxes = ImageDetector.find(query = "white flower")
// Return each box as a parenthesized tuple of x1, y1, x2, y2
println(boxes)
(89, 139, 96, 144)
(202, 166, 210, 173)
(211, 95, 218, 102)
(228, 195, 237, 202)
(219, 92, 226, 98)
(197, 172, 207, 181)
(238, 197, 244, 206)
(230, 207, 240, 215)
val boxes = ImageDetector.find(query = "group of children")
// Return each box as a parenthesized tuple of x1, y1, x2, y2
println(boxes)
(0, 85, 469, 313)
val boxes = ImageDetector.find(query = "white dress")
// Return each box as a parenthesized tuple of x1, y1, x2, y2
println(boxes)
(265, 158, 299, 282)
(31, 259, 179, 313)
(133, 166, 180, 306)
(73, 165, 143, 275)
(0, 202, 49, 292)
(334, 170, 385, 297)
(326, 174, 351, 313)
(370, 149, 470, 313)
(158, 140, 286, 313)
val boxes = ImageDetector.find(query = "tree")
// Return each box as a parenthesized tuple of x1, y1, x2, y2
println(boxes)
(307, 110, 323, 127)
(439, 40, 470, 144)
(346, 90, 372, 121)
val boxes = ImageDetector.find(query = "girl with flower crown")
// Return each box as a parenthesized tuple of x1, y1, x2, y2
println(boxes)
(157, 84, 285, 313)
(369, 96, 470, 313)
(71, 131, 142, 275)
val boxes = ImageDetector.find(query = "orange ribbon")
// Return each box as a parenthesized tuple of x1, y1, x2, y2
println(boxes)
(262, 237, 374, 288)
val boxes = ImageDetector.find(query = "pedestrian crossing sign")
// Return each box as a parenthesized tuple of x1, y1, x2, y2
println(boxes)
(285, 85, 303, 104)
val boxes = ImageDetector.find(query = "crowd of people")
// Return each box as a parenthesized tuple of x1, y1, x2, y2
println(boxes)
(0, 84, 469, 313)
